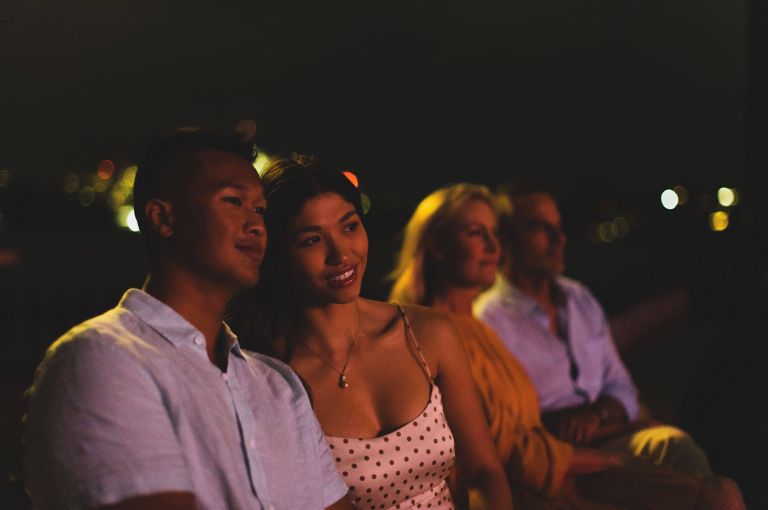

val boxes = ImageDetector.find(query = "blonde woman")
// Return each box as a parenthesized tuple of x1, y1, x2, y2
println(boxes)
(389, 183, 744, 510)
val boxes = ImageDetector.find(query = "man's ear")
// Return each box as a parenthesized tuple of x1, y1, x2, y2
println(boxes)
(145, 199, 174, 238)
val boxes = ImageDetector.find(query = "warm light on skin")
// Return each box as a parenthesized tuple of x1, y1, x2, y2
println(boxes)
(709, 211, 729, 232)
(717, 187, 738, 207)
(661, 189, 679, 210)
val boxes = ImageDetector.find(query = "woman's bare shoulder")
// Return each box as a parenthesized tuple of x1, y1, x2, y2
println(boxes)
(359, 299, 455, 340)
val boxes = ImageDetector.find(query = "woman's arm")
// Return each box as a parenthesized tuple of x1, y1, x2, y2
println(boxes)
(411, 308, 515, 509)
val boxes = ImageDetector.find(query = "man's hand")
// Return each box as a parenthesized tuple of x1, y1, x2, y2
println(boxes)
(543, 396, 629, 445)
(556, 407, 602, 445)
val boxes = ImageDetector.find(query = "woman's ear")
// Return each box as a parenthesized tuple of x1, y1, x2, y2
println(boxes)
(145, 199, 174, 238)
(426, 236, 445, 262)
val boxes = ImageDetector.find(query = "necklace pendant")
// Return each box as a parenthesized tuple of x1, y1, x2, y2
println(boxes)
(338, 373, 349, 389)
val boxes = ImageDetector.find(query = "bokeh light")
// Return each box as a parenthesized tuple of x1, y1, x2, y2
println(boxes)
(116, 205, 140, 233)
(717, 187, 738, 207)
(661, 189, 679, 210)
(709, 211, 729, 232)
(0, 169, 10, 187)
(78, 186, 96, 206)
(97, 160, 115, 180)
(673, 185, 688, 205)
(63, 173, 80, 194)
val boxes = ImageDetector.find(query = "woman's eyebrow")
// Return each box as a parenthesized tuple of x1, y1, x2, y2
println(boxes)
(338, 210, 358, 223)
(291, 210, 358, 236)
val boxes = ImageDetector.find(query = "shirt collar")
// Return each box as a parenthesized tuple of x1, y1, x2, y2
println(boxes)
(119, 288, 245, 359)
(497, 274, 570, 316)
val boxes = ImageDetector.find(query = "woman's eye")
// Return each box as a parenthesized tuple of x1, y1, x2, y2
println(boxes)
(299, 236, 321, 247)
(343, 221, 359, 233)
(223, 196, 242, 206)
(254, 206, 266, 216)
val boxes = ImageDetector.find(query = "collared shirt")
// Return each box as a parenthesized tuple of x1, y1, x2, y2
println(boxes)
(23, 289, 348, 510)
(474, 276, 640, 421)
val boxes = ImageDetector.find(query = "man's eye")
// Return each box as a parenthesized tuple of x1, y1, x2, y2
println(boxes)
(223, 197, 242, 206)
(254, 206, 266, 216)
(343, 222, 359, 233)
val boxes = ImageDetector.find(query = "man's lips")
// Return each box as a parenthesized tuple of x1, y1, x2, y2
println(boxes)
(236, 242, 264, 262)
(326, 266, 357, 288)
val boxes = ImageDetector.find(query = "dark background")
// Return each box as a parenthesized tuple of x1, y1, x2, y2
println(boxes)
(2, 1, 767, 507)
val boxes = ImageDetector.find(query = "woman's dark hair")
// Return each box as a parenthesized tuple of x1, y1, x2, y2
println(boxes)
(228, 153, 365, 361)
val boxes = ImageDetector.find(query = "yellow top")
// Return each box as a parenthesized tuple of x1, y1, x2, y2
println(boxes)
(447, 313, 574, 497)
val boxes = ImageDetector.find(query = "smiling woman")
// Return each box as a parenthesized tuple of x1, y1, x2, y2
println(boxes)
(228, 154, 514, 510)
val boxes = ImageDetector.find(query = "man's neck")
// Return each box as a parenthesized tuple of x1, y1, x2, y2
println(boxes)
(143, 271, 232, 370)
(508, 269, 556, 310)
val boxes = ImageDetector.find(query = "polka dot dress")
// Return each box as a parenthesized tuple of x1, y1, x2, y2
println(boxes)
(326, 385, 456, 510)
(325, 304, 456, 510)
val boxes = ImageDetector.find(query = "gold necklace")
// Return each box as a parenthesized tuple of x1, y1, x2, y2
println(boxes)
(301, 302, 361, 389)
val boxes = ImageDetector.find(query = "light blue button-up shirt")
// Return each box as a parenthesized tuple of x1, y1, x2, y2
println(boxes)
(474, 276, 640, 421)
(24, 289, 348, 510)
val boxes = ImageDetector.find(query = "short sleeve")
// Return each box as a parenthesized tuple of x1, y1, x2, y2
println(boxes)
(23, 336, 193, 509)
(288, 370, 349, 508)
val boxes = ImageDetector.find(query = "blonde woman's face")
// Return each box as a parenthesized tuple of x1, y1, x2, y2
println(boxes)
(434, 199, 500, 288)
(282, 192, 368, 305)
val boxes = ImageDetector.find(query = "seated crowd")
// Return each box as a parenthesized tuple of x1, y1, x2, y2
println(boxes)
(22, 128, 746, 509)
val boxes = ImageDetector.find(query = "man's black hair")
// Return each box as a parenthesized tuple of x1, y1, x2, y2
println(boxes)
(132, 127, 256, 236)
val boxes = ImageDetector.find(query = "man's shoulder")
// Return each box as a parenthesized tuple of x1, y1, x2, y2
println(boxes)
(555, 276, 602, 308)
(34, 305, 162, 382)
(240, 350, 307, 395)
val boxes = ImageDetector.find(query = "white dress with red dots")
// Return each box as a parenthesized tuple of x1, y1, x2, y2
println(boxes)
(325, 305, 456, 510)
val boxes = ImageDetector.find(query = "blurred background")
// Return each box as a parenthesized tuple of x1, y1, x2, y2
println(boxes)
(2, 0, 767, 507)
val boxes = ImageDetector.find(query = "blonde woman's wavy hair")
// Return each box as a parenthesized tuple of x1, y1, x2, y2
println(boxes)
(389, 183, 505, 305)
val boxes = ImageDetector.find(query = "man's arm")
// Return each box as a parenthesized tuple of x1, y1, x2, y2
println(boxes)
(24, 336, 194, 509)
(98, 492, 195, 510)
(325, 494, 354, 510)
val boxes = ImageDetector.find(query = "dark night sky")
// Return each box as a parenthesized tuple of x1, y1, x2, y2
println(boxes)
(0, 0, 746, 197)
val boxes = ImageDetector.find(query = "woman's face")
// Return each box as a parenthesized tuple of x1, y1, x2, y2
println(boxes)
(433, 199, 500, 289)
(283, 192, 368, 305)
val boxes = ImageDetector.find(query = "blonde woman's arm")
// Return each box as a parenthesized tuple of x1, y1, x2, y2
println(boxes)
(408, 306, 515, 510)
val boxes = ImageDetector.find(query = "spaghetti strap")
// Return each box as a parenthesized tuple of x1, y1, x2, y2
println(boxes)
(393, 302, 434, 381)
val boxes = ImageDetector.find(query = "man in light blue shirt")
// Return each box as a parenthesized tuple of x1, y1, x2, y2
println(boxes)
(475, 185, 712, 475)
(23, 129, 351, 510)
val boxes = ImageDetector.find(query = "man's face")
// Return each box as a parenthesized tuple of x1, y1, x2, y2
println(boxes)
(169, 149, 267, 293)
(511, 193, 565, 279)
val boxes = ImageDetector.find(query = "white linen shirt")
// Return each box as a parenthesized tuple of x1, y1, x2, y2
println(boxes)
(23, 289, 348, 510)
(474, 276, 640, 421)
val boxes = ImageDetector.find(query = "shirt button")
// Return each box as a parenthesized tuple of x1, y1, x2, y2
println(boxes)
(221, 373, 229, 381)
(193, 337, 203, 346)
(247, 439, 256, 449)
